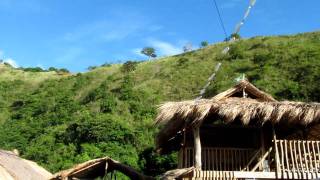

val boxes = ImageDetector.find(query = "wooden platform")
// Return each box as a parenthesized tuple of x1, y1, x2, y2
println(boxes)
(182, 170, 320, 179)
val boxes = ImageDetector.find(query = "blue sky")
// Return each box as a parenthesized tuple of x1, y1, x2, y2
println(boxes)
(0, 0, 319, 72)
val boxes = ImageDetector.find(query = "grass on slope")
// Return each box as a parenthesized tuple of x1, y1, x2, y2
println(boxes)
(0, 31, 319, 176)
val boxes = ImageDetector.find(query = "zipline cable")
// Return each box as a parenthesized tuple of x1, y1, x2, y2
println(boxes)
(212, 0, 228, 40)
(196, 0, 257, 100)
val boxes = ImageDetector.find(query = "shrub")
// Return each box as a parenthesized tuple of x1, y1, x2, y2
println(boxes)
(228, 44, 245, 60)
(22, 67, 46, 72)
(121, 61, 138, 73)
(87, 66, 97, 71)
(176, 57, 189, 66)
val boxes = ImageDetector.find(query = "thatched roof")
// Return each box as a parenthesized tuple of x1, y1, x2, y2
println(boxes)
(0, 149, 52, 180)
(160, 167, 194, 180)
(155, 80, 320, 153)
(52, 156, 154, 180)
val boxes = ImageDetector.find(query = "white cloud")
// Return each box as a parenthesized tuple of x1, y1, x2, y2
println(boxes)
(147, 39, 182, 56)
(4, 58, 18, 68)
(131, 48, 145, 57)
(0, 50, 18, 68)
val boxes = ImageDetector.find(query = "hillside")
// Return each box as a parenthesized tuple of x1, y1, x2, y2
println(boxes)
(0, 31, 319, 176)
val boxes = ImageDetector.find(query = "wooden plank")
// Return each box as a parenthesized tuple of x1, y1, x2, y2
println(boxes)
(311, 141, 318, 172)
(307, 141, 313, 173)
(317, 141, 320, 172)
(289, 141, 296, 175)
(302, 140, 309, 178)
(298, 141, 305, 178)
(233, 171, 276, 179)
(284, 140, 290, 176)
(243, 149, 261, 171)
(293, 141, 301, 179)
(279, 140, 284, 177)
(251, 147, 272, 172)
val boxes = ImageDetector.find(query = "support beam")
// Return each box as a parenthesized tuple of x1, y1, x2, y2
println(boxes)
(272, 127, 280, 178)
(193, 127, 202, 169)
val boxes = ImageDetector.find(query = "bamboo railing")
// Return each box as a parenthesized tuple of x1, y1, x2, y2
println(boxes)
(179, 147, 256, 171)
(178, 140, 320, 179)
(275, 140, 320, 178)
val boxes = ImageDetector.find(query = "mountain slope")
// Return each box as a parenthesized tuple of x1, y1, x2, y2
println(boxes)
(0, 31, 319, 175)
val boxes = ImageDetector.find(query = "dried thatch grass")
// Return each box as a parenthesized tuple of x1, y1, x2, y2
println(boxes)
(0, 149, 52, 180)
(160, 167, 195, 180)
(155, 80, 320, 152)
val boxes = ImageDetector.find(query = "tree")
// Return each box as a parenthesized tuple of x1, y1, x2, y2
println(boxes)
(87, 66, 97, 71)
(141, 47, 156, 60)
(231, 33, 241, 40)
(25, 67, 45, 72)
(48, 67, 58, 72)
(58, 68, 70, 73)
(200, 41, 209, 48)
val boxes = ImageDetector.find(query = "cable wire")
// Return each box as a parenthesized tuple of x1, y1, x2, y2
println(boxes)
(212, 0, 228, 39)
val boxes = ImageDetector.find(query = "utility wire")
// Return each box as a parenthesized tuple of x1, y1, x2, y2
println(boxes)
(195, 0, 226, 101)
(212, 0, 228, 40)
(196, 0, 257, 100)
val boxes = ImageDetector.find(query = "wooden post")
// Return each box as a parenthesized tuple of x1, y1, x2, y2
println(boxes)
(260, 128, 266, 171)
(182, 128, 186, 168)
(193, 127, 202, 170)
(272, 127, 280, 178)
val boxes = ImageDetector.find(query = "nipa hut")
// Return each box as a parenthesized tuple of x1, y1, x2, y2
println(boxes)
(155, 80, 320, 179)
(0, 149, 52, 180)
(52, 156, 154, 180)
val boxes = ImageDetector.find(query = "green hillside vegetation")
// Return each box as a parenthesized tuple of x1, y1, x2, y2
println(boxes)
(0, 31, 319, 177)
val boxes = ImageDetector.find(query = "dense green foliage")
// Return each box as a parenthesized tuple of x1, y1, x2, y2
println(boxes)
(200, 41, 209, 48)
(0, 31, 319, 176)
(141, 47, 157, 58)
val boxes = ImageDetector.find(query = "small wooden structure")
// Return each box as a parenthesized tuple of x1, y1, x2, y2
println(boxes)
(0, 149, 52, 180)
(155, 80, 320, 179)
(52, 156, 154, 180)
